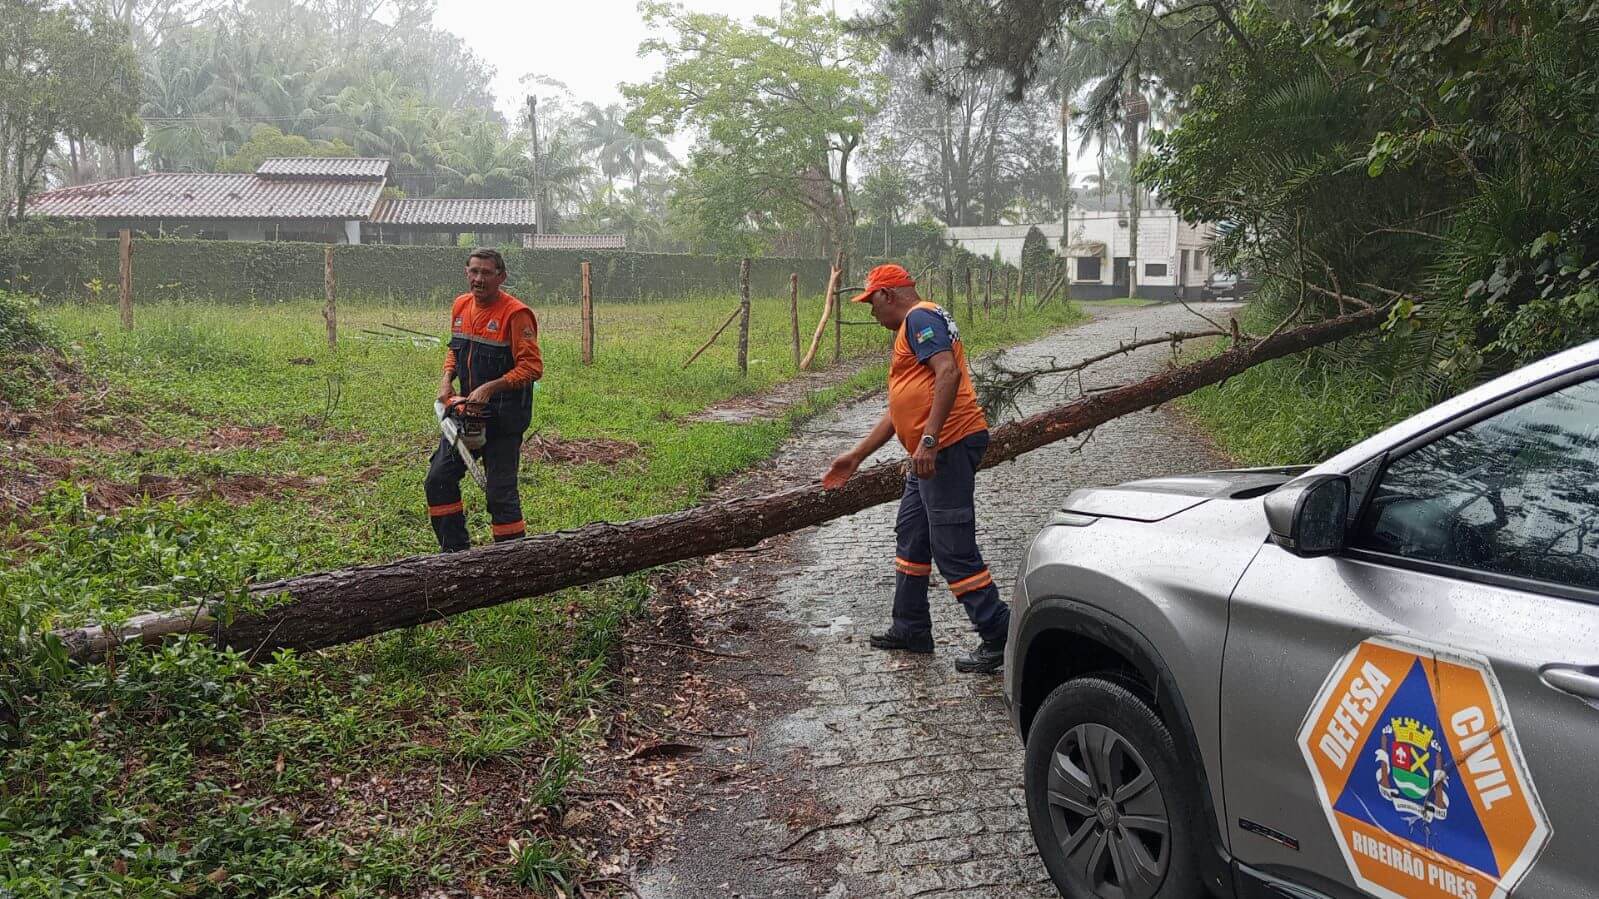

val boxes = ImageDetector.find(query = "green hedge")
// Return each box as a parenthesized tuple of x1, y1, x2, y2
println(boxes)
(5, 238, 833, 305)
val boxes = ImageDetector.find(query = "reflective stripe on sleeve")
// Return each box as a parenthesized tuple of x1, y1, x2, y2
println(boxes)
(428, 501, 465, 517)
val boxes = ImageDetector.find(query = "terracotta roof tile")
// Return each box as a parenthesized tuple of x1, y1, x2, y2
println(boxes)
(25, 173, 383, 220)
(525, 233, 627, 250)
(255, 157, 391, 180)
(369, 198, 538, 228)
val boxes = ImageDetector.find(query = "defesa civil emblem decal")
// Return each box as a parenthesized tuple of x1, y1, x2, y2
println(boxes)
(1297, 636, 1549, 899)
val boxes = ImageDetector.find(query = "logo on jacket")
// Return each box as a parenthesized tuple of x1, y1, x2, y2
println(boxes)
(1376, 717, 1449, 823)
(453, 317, 463, 328)
(486, 319, 499, 332)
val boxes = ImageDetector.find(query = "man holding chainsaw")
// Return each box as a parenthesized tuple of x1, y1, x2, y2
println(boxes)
(425, 248, 543, 551)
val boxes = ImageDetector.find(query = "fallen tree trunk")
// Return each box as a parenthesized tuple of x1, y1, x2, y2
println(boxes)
(57, 306, 1384, 662)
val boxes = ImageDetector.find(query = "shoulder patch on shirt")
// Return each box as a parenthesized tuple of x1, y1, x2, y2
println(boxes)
(521, 325, 535, 340)
(915, 326, 936, 344)
(453, 316, 463, 328)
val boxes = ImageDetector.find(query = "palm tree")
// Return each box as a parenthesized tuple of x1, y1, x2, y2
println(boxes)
(140, 41, 218, 171)
(1051, 1, 1164, 296)
(435, 117, 529, 198)
(577, 103, 673, 190)
(576, 103, 629, 191)
(536, 129, 594, 224)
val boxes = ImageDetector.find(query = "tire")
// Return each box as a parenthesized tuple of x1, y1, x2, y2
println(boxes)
(1023, 676, 1208, 899)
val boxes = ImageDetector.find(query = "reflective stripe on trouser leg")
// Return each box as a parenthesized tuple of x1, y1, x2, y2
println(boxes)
(424, 437, 471, 553)
(891, 473, 934, 636)
(920, 432, 1010, 642)
(483, 432, 526, 542)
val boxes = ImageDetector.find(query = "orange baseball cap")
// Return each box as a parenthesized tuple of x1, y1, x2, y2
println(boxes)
(850, 263, 916, 303)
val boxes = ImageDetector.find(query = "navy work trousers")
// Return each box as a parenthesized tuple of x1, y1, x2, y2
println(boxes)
(891, 430, 1010, 642)
(424, 430, 526, 552)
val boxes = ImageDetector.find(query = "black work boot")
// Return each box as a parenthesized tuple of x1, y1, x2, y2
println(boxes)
(868, 628, 934, 654)
(954, 637, 1006, 673)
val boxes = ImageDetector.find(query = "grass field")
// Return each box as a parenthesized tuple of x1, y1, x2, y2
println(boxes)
(0, 290, 1082, 897)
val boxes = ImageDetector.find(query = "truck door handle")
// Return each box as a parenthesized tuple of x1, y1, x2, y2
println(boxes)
(1540, 665, 1599, 702)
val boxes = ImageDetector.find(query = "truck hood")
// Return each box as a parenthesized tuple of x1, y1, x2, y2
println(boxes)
(1062, 466, 1311, 522)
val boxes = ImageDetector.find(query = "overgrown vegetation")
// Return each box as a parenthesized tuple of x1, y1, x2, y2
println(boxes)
(0, 289, 64, 411)
(0, 292, 1081, 895)
(882, 0, 1599, 463)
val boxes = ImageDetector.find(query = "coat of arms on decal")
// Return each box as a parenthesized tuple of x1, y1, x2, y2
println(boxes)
(1376, 717, 1450, 823)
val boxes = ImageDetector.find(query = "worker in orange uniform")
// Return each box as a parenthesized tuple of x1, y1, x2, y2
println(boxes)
(425, 248, 543, 551)
(821, 263, 1010, 673)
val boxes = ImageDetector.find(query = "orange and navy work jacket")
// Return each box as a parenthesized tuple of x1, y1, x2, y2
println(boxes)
(887, 301, 987, 453)
(443, 290, 543, 434)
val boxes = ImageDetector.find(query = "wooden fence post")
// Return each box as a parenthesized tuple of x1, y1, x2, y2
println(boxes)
(323, 245, 337, 350)
(118, 229, 133, 331)
(1034, 270, 1042, 308)
(1004, 270, 1012, 316)
(984, 266, 993, 315)
(945, 268, 955, 314)
(581, 261, 594, 365)
(737, 257, 751, 375)
(833, 253, 844, 363)
(789, 272, 800, 369)
(965, 267, 974, 323)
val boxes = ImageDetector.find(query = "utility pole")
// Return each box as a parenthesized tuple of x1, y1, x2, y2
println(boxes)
(1059, 79, 1073, 305)
(1125, 69, 1147, 301)
(1060, 82, 1072, 253)
(527, 95, 543, 235)
(121, 0, 137, 177)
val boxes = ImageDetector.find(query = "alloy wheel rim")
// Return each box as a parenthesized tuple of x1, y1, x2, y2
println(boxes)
(1045, 722, 1171, 899)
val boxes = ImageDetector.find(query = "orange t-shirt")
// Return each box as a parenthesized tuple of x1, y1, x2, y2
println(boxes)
(887, 301, 988, 453)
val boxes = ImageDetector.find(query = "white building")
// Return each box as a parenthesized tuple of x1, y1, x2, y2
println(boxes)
(945, 209, 1216, 300)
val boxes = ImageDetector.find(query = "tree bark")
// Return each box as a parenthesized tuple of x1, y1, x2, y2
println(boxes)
(56, 306, 1385, 663)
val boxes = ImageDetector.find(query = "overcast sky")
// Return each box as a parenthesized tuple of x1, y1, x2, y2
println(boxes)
(434, 0, 869, 123)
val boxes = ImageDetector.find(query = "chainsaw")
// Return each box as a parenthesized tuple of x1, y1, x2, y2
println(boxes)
(435, 399, 489, 488)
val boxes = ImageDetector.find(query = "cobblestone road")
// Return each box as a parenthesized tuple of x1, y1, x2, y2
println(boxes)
(637, 302, 1238, 898)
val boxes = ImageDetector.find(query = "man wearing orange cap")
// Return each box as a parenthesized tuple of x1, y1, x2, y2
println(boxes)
(821, 263, 1010, 673)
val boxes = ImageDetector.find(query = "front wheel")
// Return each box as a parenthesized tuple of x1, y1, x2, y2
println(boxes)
(1023, 676, 1206, 899)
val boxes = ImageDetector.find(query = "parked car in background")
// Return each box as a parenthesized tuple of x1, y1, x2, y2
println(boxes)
(1003, 338, 1599, 898)
(1201, 270, 1241, 300)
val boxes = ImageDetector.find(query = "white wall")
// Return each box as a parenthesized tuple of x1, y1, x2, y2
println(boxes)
(945, 212, 1214, 288)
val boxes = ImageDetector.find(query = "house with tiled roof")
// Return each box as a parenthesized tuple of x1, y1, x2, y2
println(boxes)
(18, 158, 614, 247)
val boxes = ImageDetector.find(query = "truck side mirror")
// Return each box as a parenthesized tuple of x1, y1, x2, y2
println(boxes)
(1264, 474, 1350, 557)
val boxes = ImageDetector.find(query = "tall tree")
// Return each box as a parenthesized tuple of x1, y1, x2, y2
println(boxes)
(870, 38, 1059, 226)
(859, 162, 911, 254)
(435, 114, 528, 198)
(626, 0, 879, 257)
(575, 103, 631, 192)
(1, 0, 143, 221)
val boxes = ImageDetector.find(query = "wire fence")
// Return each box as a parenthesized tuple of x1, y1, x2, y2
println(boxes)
(57, 233, 1064, 379)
